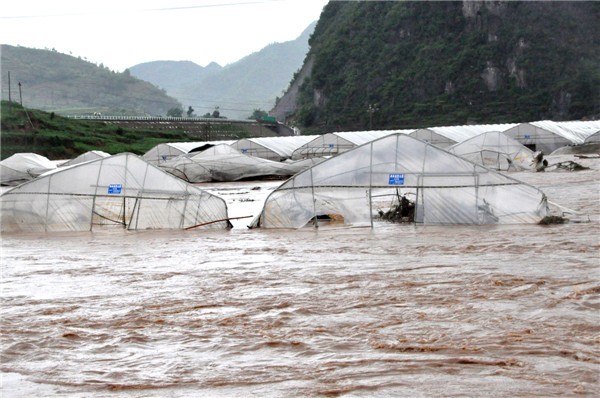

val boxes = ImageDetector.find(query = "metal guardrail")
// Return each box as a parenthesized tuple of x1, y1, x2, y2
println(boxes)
(64, 115, 274, 124)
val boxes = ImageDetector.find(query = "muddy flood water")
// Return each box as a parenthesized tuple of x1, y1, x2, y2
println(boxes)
(1, 154, 599, 397)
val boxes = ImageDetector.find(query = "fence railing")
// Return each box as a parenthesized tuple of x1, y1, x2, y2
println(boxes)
(64, 115, 275, 124)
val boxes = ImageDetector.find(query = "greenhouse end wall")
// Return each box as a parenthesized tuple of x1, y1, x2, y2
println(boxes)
(252, 134, 549, 228)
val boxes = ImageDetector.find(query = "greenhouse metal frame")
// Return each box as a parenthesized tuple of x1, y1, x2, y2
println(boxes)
(447, 131, 535, 171)
(290, 130, 414, 160)
(1, 153, 231, 233)
(251, 134, 548, 229)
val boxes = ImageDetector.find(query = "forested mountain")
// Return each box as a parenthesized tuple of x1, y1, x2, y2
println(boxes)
(273, 1, 600, 132)
(129, 22, 316, 120)
(0, 44, 181, 116)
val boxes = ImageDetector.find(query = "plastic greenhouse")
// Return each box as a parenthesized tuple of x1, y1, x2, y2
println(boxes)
(409, 123, 518, 148)
(230, 136, 314, 161)
(1, 153, 231, 233)
(250, 134, 549, 228)
(584, 130, 600, 144)
(143, 141, 236, 164)
(447, 131, 535, 171)
(0, 153, 57, 186)
(159, 144, 319, 182)
(290, 130, 414, 160)
(502, 121, 600, 154)
(60, 150, 111, 167)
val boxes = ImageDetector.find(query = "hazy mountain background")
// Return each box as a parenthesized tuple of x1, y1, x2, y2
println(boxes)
(127, 60, 223, 106)
(129, 22, 316, 120)
(0, 44, 181, 116)
(273, 1, 600, 132)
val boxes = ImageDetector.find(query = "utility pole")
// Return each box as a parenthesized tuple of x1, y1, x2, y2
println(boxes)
(7, 71, 12, 113)
(18, 82, 22, 105)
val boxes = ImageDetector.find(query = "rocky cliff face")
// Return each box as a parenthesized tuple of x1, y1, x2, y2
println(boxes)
(270, 56, 313, 122)
(277, 1, 599, 131)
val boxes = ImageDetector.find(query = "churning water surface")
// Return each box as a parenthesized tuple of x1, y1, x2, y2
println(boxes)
(1, 155, 599, 397)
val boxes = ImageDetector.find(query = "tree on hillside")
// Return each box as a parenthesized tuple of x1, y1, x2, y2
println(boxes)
(186, 106, 195, 117)
(212, 107, 220, 118)
(167, 107, 183, 117)
(249, 109, 268, 121)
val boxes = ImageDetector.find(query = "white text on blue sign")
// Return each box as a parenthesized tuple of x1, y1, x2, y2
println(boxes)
(108, 184, 122, 194)
(388, 174, 405, 185)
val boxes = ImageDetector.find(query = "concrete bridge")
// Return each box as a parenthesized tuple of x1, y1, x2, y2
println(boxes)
(66, 115, 295, 139)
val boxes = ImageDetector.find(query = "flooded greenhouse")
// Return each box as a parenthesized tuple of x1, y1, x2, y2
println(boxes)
(1, 151, 598, 397)
(0, 153, 230, 233)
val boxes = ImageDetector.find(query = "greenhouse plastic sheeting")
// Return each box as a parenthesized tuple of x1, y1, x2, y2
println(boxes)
(160, 145, 322, 182)
(59, 150, 111, 167)
(410, 123, 518, 148)
(291, 130, 414, 159)
(1, 153, 230, 233)
(143, 141, 236, 164)
(251, 134, 548, 228)
(0, 153, 57, 185)
(231, 136, 314, 161)
(447, 131, 535, 171)
(503, 121, 600, 154)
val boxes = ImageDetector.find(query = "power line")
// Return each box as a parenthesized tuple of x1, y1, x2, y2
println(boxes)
(0, 0, 286, 19)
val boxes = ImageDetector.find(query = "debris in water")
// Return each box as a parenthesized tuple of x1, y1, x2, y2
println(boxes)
(533, 151, 548, 172)
(538, 215, 568, 225)
(547, 161, 589, 172)
(379, 194, 415, 223)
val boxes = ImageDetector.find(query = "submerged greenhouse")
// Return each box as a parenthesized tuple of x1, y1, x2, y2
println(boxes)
(290, 130, 414, 160)
(143, 141, 236, 164)
(502, 120, 600, 154)
(159, 144, 316, 182)
(409, 123, 518, 148)
(59, 150, 111, 167)
(447, 131, 535, 171)
(250, 134, 549, 228)
(231, 136, 314, 161)
(1, 153, 231, 233)
(0, 153, 57, 186)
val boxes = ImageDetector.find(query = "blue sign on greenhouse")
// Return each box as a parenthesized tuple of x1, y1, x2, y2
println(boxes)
(524, 134, 531, 139)
(329, 144, 334, 147)
(242, 149, 247, 153)
(388, 174, 405, 185)
(108, 184, 122, 194)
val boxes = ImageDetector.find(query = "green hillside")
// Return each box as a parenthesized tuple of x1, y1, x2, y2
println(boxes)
(0, 101, 196, 160)
(282, 1, 600, 131)
(1, 45, 182, 116)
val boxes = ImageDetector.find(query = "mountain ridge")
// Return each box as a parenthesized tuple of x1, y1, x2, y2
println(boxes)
(0, 44, 182, 116)
(273, 1, 600, 132)
(129, 21, 317, 119)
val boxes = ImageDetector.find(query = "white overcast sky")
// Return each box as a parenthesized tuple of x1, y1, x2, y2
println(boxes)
(0, 0, 329, 71)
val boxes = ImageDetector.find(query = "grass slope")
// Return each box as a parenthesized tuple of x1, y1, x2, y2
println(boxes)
(1, 101, 197, 160)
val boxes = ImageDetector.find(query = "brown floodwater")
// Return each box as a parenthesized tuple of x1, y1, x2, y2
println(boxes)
(1, 154, 599, 397)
